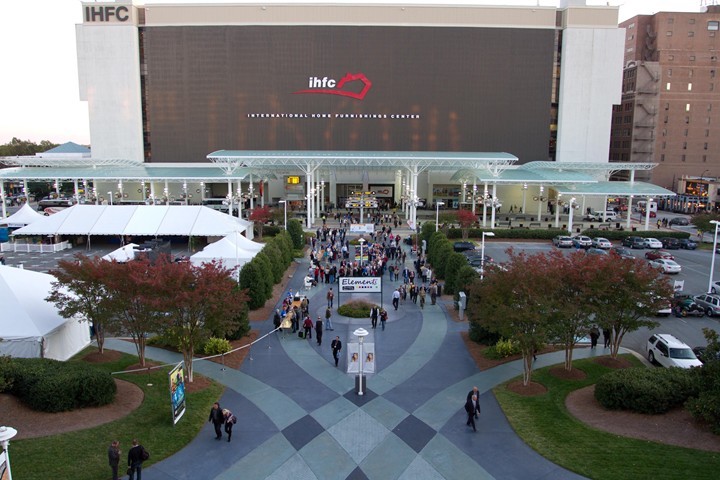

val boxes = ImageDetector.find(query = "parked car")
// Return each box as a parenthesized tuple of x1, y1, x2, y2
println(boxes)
(659, 237, 680, 250)
(462, 250, 491, 263)
(693, 293, 720, 317)
(591, 237, 612, 249)
(648, 258, 681, 274)
(678, 238, 698, 250)
(586, 248, 609, 256)
(37, 196, 75, 211)
(453, 241, 476, 252)
(673, 294, 705, 317)
(647, 334, 703, 368)
(645, 250, 675, 261)
(692, 346, 720, 364)
(668, 217, 690, 226)
(572, 235, 592, 249)
(610, 246, 634, 259)
(552, 235, 574, 248)
(466, 255, 493, 268)
(642, 237, 663, 249)
(585, 210, 618, 222)
(622, 236, 645, 249)
(711, 280, 720, 294)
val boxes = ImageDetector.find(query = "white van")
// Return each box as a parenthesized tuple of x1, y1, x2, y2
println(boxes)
(585, 210, 618, 222)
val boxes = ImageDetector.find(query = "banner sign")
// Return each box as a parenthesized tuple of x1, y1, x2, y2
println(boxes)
(369, 186, 393, 198)
(169, 362, 187, 425)
(350, 224, 374, 234)
(339, 276, 382, 293)
(347, 342, 375, 374)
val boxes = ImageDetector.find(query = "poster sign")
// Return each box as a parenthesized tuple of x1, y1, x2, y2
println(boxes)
(369, 186, 393, 198)
(339, 276, 382, 293)
(347, 342, 375, 374)
(169, 362, 186, 425)
(350, 224, 374, 234)
(673, 280, 684, 292)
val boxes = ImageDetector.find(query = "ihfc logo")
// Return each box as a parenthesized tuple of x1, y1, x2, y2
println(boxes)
(293, 73, 372, 100)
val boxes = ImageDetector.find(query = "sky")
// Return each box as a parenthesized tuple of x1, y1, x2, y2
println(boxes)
(0, 0, 706, 146)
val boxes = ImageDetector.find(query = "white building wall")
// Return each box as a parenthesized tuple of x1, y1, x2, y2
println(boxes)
(76, 24, 144, 163)
(555, 27, 625, 164)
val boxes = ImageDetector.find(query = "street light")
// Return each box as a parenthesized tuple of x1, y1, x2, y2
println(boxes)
(353, 328, 369, 395)
(279, 200, 287, 230)
(358, 237, 366, 265)
(435, 201, 445, 232)
(708, 220, 720, 293)
(480, 231, 495, 281)
(567, 197, 577, 234)
(0, 425, 18, 480)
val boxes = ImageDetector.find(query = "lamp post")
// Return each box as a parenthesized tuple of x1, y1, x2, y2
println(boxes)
(108, 192, 113, 206)
(279, 200, 287, 230)
(435, 201, 445, 232)
(567, 197, 577, 234)
(708, 220, 720, 293)
(353, 328, 369, 395)
(480, 231, 495, 281)
(358, 237, 366, 265)
(644, 197, 654, 231)
(521, 183, 528, 214)
(0, 425, 18, 480)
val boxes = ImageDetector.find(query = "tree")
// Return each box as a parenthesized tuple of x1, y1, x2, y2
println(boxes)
(262, 242, 284, 283)
(0, 137, 59, 157)
(287, 219, 305, 249)
(690, 212, 720, 236)
(588, 256, 673, 359)
(254, 252, 275, 299)
(467, 250, 553, 385)
(456, 209, 478, 240)
(454, 265, 478, 295)
(150, 258, 248, 382)
(239, 260, 268, 309)
(248, 206, 273, 239)
(433, 241, 455, 279)
(443, 252, 468, 295)
(102, 257, 162, 366)
(46, 255, 115, 354)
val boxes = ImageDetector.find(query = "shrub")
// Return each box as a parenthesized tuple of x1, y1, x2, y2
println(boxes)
(443, 253, 468, 295)
(454, 265, 479, 296)
(287, 219, 305, 249)
(484, 338, 521, 359)
(337, 300, 373, 318)
(224, 300, 250, 341)
(204, 337, 232, 356)
(253, 253, 275, 299)
(262, 225, 281, 237)
(262, 243, 285, 283)
(433, 241, 455, 279)
(469, 320, 501, 345)
(0, 355, 12, 392)
(686, 360, 720, 434)
(239, 261, 269, 309)
(3, 358, 116, 412)
(594, 367, 698, 415)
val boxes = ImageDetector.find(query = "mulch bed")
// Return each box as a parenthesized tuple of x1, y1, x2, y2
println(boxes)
(593, 356, 634, 369)
(83, 349, 123, 363)
(506, 380, 548, 396)
(548, 366, 587, 380)
(460, 331, 559, 371)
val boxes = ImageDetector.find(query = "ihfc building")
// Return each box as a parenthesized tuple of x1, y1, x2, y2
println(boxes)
(17, 0, 666, 225)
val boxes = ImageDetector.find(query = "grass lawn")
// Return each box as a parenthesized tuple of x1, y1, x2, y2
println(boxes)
(494, 356, 720, 480)
(11, 348, 223, 480)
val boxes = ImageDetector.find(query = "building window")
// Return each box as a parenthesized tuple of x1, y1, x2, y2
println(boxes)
(689, 31, 695, 37)
(685, 129, 689, 136)
(705, 142, 709, 150)
(664, 116, 669, 124)
(662, 141, 666, 149)
(661, 154, 665, 162)
(682, 154, 686, 162)
(665, 103, 670, 110)
(628, 22, 635, 29)
(690, 56, 696, 61)
(712, 70, 716, 78)
(690, 69, 694, 77)
(689, 83, 693, 91)
(709, 20, 720, 31)
(706, 129, 711, 137)
(686, 116, 691, 123)
(662, 128, 667, 136)
(668, 55, 675, 61)
(666, 31, 673, 36)
(667, 68, 673, 77)
(708, 117, 712, 125)
(709, 104, 713, 112)
(668, 18, 675, 24)
(667, 82, 672, 90)
(713, 56, 718, 62)
(712, 83, 716, 91)
(686, 104, 691, 112)
(683, 142, 688, 150)
(703, 155, 708, 162)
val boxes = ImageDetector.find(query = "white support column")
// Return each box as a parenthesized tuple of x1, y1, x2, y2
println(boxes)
(555, 194, 561, 228)
(149, 182, 155, 205)
(249, 174, 254, 211)
(237, 181, 243, 219)
(55, 179, 60, 197)
(306, 167, 312, 228)
(521, 183, 527, 214)
(23, 180, 29, 203)
(395, 170, 402, 208)
(404, 170, 411, 220)
(537, 185, 544, 221)
(227, 179, 233, 217)
(644, 196, 652, 231)
(490, 183, 498, 229)
(164, 180, 170, 206)
(462, 182, 467, 204)
(472, 179, 477, 215)
(73, 179, 80, 204)
(0, 181, 6, 219)
(140, 181, 146, 203)
(330, 176, 337, 211)
(411, 166, 419, 230)
(482, 182, 488, 227)
(626, 195, 633, 230)
(581, 195, 586, 218)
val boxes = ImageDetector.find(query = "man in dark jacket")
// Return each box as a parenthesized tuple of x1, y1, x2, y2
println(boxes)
(127, 439, 145, 480)
(208, 401, 225, 440)
(108, 440, 120, 480)
(331, 336, 342, 367)
(465, 395, 480, 432)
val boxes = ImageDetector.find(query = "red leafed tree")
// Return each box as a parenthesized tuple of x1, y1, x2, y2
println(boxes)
(47, 254, 115, 354)
(146, 257, 248, 382)
(456, 209, 478, 240)
(248, 206, 273, 239)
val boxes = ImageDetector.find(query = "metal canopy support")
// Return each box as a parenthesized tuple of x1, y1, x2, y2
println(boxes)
(73, 179, 80, 204)
(164, 180, 170, 206)
(490, 183, 498, 229)
(227, 179, 233, 217)
(472, 178, 477, 215)
(249, 173, 254, 211)
(0, 181, 6, 219)
(482, 182, 488, 227)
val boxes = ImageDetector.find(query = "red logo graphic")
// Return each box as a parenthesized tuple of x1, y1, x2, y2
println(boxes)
(293, 73, 372, 100)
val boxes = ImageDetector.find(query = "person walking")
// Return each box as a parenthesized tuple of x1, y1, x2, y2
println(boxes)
(331, 336, 342, 367)
(315, 316, 324, 346)
(127, 439, 147, 480)
(370, 305, 379, 329)
(327, 287, 335, 308)
(603, 327, 612, 349)
(419, 286, 426, 309)
(430, 283, 438, 305)
(589, 325, 600, 349)
(222, 408, 237, 442)
(465, 394, 480, 432)
(325, 306, 334, 330)
(208, 401, 225, 440)
(392, 288, 400, 311)
(303, 316, 314, 339)
(379, 308, 388, 330)
(108, 440, 121, 480)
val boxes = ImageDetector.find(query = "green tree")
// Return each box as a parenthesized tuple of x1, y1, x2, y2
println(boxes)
(276, 231, 295, 265)
(254, 252, 275, 299)
(46, 255, 115, 354)
(287, 219, 305, 249)
(0, 137, 59, 156)
(262, 242, 284, 283)
(433, 241, 455, 279)
(442, 252, 468, 295)
(454, 265, 479, 295)
(420, 221, 436, 245)
(690, 212, 720, 236)
(239, 260, 268, 309)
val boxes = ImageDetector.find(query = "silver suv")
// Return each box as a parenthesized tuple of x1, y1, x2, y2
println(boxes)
(693, 294, 720, 317)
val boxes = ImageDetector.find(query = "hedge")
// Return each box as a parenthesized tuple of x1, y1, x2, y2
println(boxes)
(0, 358, 116, 412)
(443, 227, 691, 241)
(594, 367, 698, 415)
(337, 300, 374, 318)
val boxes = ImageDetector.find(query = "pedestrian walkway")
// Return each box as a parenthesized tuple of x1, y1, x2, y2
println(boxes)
(105, 248, 604, 480)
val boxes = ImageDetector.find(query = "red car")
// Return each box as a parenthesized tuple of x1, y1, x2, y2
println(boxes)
(645, 250, 674, 261)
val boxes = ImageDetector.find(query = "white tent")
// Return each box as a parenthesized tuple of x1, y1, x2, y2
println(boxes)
(11, 205, 254, 239)
(102, 243, 139, 263)
(222, 231, 264, 252)
(0, 203, 45, 228)
(0, 266, 91, 360)
(190, 235, 259, 272)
